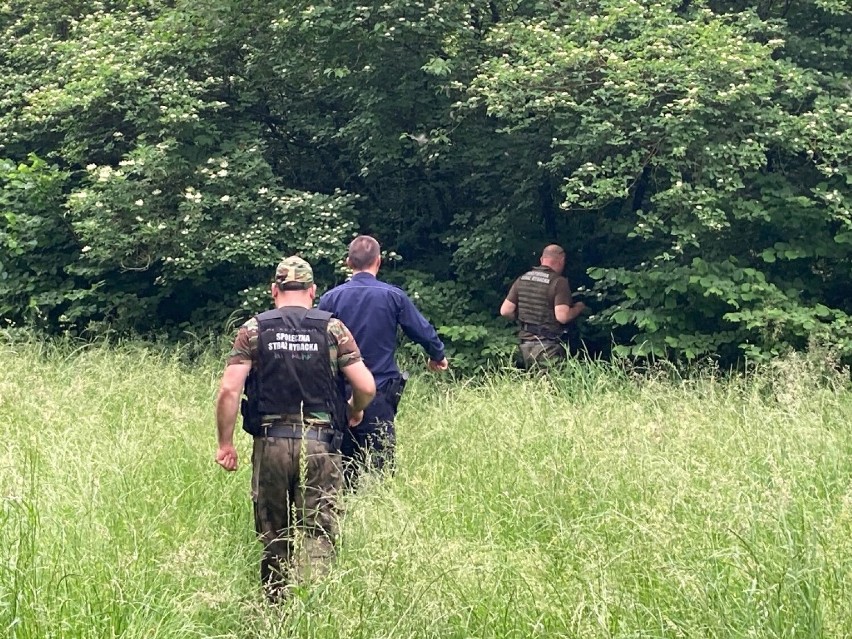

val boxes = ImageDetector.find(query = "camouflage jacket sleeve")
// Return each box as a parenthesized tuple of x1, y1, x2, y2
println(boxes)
(326, 317, 362, 372)
(226, 317, 258, 366)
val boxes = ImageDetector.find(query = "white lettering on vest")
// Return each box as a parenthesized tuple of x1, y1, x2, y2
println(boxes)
(268, 332, 320, 352)
(275, 332, 311, 342)
(520, 273, 551, 284)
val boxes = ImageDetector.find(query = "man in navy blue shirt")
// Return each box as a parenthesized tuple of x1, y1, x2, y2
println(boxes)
(319, 235, 448, 484)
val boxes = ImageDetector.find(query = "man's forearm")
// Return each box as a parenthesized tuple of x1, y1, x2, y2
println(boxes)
(216, 389, 239, 446)
(565, 303, 586, 324)
(350, 388, 375, 412)
(499, 299, 517, 320)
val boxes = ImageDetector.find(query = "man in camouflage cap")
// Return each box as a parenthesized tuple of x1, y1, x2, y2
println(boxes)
(215, 256, 375, 601)
(500, 244, 586, 368)
(274, 255, 314, 287)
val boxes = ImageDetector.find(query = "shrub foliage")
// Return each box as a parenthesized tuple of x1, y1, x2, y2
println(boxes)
(1, 0, 850, 365)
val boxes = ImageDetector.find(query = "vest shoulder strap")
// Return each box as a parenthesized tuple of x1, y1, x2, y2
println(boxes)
(302, 308, 332, 331)
(257, 307, 323, 325)
(256, 308, 284, 322)
(304, 308, 332, 323)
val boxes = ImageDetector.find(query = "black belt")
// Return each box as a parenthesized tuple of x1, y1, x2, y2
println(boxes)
(520, 322, 562, 341)
(260, 424, 335, 443)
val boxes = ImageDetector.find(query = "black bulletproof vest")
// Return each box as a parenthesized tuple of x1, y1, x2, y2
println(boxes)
(516, 266, 561, 338)
(245, 307, 345, 432)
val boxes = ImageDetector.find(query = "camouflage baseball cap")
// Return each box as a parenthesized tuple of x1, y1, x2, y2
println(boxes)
(275, 256, 314, 289)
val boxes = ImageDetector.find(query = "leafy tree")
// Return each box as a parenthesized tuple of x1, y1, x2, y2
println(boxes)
(1, 0, 358, 333)
(1, 0, 850, 368)
(465, 0, 852, 361)
(0, 155, 75, 328)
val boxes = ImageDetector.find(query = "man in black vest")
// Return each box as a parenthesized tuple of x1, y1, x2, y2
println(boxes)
(215, 256, 375, 600)
(500, 244, 586, 368)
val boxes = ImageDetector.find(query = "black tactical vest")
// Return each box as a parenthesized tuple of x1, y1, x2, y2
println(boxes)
(516, 266, 561, 339)
(241, 307, 346, 435)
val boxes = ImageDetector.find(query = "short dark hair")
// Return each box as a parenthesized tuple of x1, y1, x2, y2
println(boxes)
(276, 281, 310, 291)
(348, 235, 381, 270)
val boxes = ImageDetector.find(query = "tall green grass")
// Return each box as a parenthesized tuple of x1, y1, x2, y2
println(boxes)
(2, 338, 852, 638)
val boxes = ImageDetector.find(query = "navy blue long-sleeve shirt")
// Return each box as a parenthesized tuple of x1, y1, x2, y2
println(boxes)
(318, 272, 445, 387)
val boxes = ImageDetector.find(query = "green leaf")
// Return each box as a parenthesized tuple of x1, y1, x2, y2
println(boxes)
(814, 304, 832, 318)
(612, 345, 631, 357)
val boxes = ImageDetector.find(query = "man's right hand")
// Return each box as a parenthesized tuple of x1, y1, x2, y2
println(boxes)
(428, 357, 449, 372)
(347, 399, 364, 427)
(216, 444, 238, 471)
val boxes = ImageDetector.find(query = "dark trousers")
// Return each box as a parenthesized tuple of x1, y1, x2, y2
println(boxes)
(341, 387, 397, 487)
(518, 339, 567, 369)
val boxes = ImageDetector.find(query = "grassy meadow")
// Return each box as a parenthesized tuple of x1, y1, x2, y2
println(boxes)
(2, 338, 852, 638)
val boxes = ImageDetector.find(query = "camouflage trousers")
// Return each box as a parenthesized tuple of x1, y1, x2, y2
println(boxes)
(251, 435, 343, 600)
(519, 338, 567, 369)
